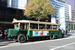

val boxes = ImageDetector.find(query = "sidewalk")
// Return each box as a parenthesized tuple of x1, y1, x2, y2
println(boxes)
(64, 33, 75, 38)
(0, 38, 13, 42)
(67, 33, 75, 36)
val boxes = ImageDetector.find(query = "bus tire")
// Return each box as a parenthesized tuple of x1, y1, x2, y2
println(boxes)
(50, 34, 55, 40)
(18, 34, 26, 43)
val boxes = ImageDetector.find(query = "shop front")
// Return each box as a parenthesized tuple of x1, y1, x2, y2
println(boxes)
(66, 20, 75, 33)
(0, 22, 14, 29)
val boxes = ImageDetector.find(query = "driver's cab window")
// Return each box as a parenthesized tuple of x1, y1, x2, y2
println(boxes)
(14, 24, 19, 29)
(14, 23, 25, 29)
(20, 23, 29, 29)
(20, 23, 24, 29)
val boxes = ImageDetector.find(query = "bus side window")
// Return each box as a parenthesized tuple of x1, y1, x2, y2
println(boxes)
(47, 25, 51, 29)
(30, 24, 38, 29)
(39, 24, 46, 29)
(52, 26, 57, 29)
(50, 26, 52, 29)
(27, 24, 29, 29)
(24, 24, 28, 29)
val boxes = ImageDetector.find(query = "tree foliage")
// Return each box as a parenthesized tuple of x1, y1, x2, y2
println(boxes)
(24, 0, 57, 21)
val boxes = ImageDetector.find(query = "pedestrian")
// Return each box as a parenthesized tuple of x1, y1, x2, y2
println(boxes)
(0, 28, 1, 34)
(1, 29, 4, 39)
(0, 28, 2, 38)
(61, 29, 64, 38)
(59, 29, 61, 32)
(66, 29, 67, 34)
(4, 29, 8, 39)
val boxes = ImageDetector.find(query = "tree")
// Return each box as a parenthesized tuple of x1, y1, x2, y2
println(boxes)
(24, 0, 57, 21)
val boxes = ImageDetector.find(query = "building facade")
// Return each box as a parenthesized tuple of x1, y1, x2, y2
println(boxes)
(7, 0, 28, 9)
(51, 0, 72, 30)
(64, 4, 72, 21)
(0, 0, 51, 28)
(0, 0, 27, 28)
(51, 0, 63, 24)
(0, 0, 72, 31)
(62, 0, 75, 10)
(62, 0, 75, 31)
(62, 0, 75, 21)
(72, 10, 75, 21)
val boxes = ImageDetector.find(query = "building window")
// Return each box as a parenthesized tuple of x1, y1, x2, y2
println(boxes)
(1, 0, 7, 6)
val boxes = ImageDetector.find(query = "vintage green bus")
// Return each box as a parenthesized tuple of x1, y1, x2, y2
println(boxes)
(8, 19, 62, 43)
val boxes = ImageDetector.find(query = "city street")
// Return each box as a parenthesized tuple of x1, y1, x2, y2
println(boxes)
(0, 0, 75, 50)
(0, 33, 75, 50)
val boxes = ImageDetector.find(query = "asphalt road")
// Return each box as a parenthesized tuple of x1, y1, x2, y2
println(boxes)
(0, 34, 75, 50)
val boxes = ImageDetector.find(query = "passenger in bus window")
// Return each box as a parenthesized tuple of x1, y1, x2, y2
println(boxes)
(20, 26, 23, 29)
(15, 25, 19, 29)
(34, 27, 36, 29)
(43, 28, 45, 29)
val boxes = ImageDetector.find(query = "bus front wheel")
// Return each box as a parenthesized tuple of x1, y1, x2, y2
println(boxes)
(18, 34, 26, 43)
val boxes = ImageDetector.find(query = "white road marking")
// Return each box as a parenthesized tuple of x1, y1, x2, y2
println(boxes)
(0, 46, 8, 49)
(50, 42, 75, 50)
(0, 35, 75, 49)
(21, 36, 75, 45)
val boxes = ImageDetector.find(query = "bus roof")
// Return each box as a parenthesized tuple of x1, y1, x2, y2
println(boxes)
(12, 19, 60, 26)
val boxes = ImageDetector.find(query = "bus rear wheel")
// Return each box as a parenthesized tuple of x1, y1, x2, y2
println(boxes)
(50, 34, 55, 40)
(18, 34, 26, 43)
